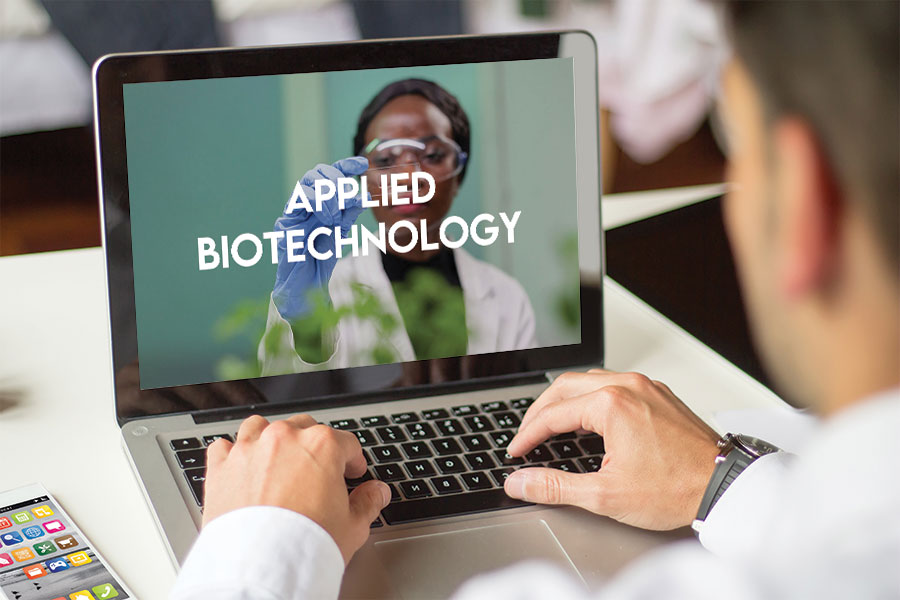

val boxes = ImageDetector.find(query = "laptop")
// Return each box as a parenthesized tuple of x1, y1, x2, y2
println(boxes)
(94, 32, 636, 597)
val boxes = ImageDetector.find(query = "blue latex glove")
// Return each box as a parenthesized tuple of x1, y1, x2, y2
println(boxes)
(272, 157, 368, 322)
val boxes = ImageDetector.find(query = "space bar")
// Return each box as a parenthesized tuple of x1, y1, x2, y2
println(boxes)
(381, 489, 533, 525)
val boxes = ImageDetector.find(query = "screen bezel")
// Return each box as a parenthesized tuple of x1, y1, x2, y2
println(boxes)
(94, 32, 604, 425)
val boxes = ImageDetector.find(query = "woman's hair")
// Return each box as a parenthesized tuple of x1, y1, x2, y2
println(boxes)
(353, 78, 471, 183)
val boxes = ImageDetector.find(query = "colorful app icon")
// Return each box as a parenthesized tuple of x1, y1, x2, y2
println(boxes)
(92, 583, 119, 599)
(12, 547, 35, 562)
(55, 534, 78, 549)
(67, 550, 91, 566)
(70, 591, 95, 600)
(42, 519, 66, 534)
(0, 517, 11, 529)
(47, 557, 70, 572)
(1, 531, 22, 545)
(32, 505, 54, 518)
(23, 564, 47, 579)
(11, 511, 32, 524)
(22, 525, 44, 539)
(0, 552, 12, 567)
(34, 540, 56, 555)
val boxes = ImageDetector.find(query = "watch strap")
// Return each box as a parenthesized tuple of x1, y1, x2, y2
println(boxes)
(695, 445, 754, 523)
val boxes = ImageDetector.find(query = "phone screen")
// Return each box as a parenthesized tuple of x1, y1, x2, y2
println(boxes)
(0, 494, 130, 600)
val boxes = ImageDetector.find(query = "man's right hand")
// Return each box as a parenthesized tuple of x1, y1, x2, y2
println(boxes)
(203, 414, 390, 565)
(272, 157, 368, 322)
(504, 369, 720, 531)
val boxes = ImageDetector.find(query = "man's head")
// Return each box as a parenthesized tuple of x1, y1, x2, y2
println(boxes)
(720, 1, 899, 412)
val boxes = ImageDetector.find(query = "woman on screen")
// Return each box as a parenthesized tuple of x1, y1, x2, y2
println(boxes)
(258, 78, 537, 375)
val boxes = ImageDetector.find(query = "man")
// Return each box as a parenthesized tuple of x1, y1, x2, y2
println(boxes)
(171, 1, 899, 598)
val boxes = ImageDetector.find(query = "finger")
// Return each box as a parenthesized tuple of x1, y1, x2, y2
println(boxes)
(508, 392, 607, 456)
(348, 480, 391, 527)
(333, 156, 369, 177)
(306, 425, 368, 478)
(237, 415, 269, 443)
(519, 371, 604, 431)
(206, 438, 233, 466)
(281, 413, 318, 430)
(504, 467, 607, 513)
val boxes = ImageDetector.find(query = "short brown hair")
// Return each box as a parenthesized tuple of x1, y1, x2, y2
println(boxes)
(724, 1, 899, 271)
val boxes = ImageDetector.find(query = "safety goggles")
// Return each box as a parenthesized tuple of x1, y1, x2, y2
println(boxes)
(363, 135, 467, 183)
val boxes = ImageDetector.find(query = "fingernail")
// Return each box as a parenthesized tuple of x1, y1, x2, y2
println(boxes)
(378, 482, 391, 507)
(504, 471, 528, 500)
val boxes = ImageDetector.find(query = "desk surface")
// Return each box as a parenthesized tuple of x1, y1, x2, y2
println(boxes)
(0, 185, 786, 599)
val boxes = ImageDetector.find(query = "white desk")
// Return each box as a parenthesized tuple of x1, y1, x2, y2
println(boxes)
(0, 185, 788, 599)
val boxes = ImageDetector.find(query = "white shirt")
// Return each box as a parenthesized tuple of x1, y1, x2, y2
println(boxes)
(170, 388, 900, 599)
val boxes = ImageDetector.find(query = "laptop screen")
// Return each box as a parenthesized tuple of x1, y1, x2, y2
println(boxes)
(97, 33, 603, 421)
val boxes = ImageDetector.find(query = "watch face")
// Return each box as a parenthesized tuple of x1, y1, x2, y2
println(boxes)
(734, 434, 780, 457)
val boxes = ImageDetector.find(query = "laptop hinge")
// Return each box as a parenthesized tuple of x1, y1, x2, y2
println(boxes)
(191, 371, 549, 425)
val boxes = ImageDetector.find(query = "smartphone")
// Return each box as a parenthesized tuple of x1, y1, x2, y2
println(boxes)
(0, 483, 134, 600)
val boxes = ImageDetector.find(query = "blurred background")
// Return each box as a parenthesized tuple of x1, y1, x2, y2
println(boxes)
(0, 0, 728, 256)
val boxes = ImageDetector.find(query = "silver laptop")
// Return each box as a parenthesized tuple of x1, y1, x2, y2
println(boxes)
(94, 32, 641, 597)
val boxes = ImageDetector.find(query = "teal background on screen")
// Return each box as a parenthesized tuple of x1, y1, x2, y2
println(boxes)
(125, 59, 579, 389)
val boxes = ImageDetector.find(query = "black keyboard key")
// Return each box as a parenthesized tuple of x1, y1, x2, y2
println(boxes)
(370, 518, 383, 528)
(372, 445, 402, 463)
(351, 430, 376, 447)
(510, 397, 534, 410)
(465, 452, 495, 471)
(461, 434, 489, 452)
(549, 460, 577, 473)
(451, 404, 479, 416)
(202, 434, 233, 446)
(464, 415, 494, 432)
(363, 450, 372, 465)
(490, 430, 515, 448)
(376, 426, 407, 443)
(579, 436, 605, 454)
(422, 408, 449, 420)
(406, 422, 436, 440)
(525, 444, 552, 463)
(330, 419, 358, 430)
(481, 401, 508, 413)
(392, 412, 419, 424)
(176, 449, 206, 469)
(578, 455, 604, 472)
(493, 450, 525, 466)
(550, 441, 582, 459)
(435, 455, 467, 474)
(435, 419, 463, 436)
(361, 416, 389, 427)
(461, 472, 493, 490)
(430, 475, 463, 495)
(374, 464, 406, 482)
(491, 468, 516, 486)
(432, 438, 463, 456)
(381, 489, 531, 525)
(551, 432, 577, 441)
(171, 437, 201, 451)
(184, 468, 206, 505)
(492, 412, 520, 429)
(401, 442, 433, 459)
(346, 470, 374, 487)
(405, 460, 437, 478)
(399, 479, 432, 499)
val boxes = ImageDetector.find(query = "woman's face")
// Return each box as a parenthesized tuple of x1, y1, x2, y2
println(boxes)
(363, 94, 461, 240)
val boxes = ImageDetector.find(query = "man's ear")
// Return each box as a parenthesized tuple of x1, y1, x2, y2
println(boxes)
(771, 117, 841, 302)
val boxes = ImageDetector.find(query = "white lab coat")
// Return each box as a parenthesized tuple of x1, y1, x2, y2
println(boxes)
(171, 388, 900, 600)
(258, 247, 537, 374)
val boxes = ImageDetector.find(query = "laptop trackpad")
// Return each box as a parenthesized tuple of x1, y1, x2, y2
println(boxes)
(375, 520, 582, 599)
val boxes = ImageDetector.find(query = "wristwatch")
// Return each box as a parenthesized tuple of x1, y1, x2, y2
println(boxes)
(692, 433, 781, 532)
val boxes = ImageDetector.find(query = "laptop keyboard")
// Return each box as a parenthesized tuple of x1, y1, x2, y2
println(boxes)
(169, 397, 605, 527)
